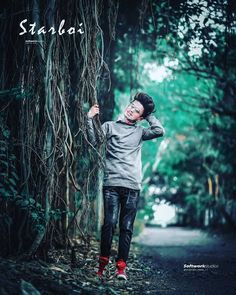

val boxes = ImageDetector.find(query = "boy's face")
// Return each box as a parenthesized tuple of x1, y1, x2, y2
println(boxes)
(124, 100, 144, 122)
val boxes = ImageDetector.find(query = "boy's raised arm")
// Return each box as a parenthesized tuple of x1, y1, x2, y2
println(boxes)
(87, 104, 108, 146)
(87, 104, 99, 146)
(142, 114, 165, 141)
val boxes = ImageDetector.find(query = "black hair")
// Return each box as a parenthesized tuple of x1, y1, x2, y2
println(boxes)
(133, 92, 156, 118)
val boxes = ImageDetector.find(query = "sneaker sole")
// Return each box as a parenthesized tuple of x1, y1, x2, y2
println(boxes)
(117, 274, 127, 280)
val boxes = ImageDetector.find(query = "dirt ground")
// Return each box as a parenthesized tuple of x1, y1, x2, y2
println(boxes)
(0, 226, 236, 295)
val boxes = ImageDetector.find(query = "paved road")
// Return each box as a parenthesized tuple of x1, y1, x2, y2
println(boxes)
(133, 226, 236, 295)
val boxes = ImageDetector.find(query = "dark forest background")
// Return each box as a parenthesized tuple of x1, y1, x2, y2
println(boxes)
(0, 0, 236, 260)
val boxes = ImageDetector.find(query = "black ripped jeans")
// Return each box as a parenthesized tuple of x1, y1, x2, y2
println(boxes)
(100, 186, 140, 262)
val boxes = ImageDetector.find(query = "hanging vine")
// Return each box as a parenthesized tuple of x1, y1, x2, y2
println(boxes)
(0, 0, 118, 257)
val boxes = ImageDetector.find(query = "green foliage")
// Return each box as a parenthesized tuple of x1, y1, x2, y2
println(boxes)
(0, 87, 33, 101)
(0, 117, 19, 200)
(0, 108, 73, 244)
(111, 0, 236, 227)
(14, 194, 73, 234)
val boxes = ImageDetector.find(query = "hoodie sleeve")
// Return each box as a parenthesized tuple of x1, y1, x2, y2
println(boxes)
(142, 114, 165, 141)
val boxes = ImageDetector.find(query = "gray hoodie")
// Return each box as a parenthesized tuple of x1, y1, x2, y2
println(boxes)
(87, 114, 165, 190)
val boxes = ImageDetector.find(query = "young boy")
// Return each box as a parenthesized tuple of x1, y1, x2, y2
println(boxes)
(87, 92, 165, 280)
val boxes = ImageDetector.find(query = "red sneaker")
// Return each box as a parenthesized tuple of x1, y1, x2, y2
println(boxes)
(116, 259, 127, 280)
(97, 256, 109, 277)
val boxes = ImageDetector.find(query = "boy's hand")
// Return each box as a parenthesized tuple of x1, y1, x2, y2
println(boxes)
(88, 104, 99, 118)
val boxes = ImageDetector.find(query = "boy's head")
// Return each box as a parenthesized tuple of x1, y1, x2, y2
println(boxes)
(124, 92, 155, 122)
